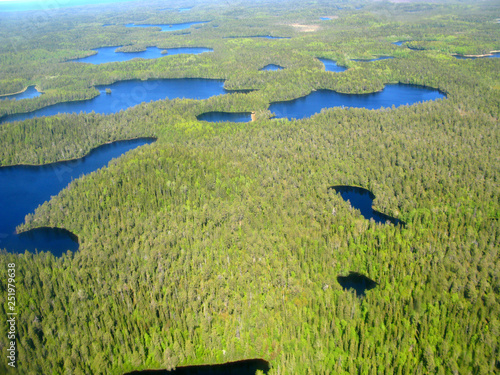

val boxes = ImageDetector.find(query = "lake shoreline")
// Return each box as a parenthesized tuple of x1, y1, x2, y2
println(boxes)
(0, 137, 157, 168)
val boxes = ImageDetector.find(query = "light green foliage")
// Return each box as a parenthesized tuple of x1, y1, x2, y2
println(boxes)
(0, 0, 499, 374)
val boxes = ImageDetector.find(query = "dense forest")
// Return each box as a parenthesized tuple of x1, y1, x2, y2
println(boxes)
(0, 0, 499, 374)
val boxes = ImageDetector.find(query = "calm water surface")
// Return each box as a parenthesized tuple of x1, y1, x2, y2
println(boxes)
(330, 186, 403, 225)
(269, 84, 445, 120)
(454, 52, 500, 59)
(70, 46, 212, 64)
(260, 64, 284, 71)
(352, 56, 393, 62)
(125, 21, 208, 32)
(0, 86, 41, 101)
(0, 139, 155, 255)
(197, 112, 252, 123)
(1, 78, 229, 124)
(318, 58, 347, 72)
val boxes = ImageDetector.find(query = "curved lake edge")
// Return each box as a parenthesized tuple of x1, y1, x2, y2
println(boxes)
(2, 138, 156, 256)
(196, 111, 253, 123)
(1, 78, 240, 124)
(0, 137, 158, 168)
(0, 85, 43, 99)
(268, 83, 446, 120)
(329, 185, 405, 226)
(122, 358, 271, 374)
(453, 50, 500, 58)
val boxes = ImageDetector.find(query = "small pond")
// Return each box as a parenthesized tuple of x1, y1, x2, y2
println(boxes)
(337, 272, 378, 296)
(392, 41, 409, 46)
(0, 138, 155, 255)
(123, 359, 270, 375)
(318, 58, 347, 73)
(125, 21, 208, 32)
(260, 64, 284, 71)
(197, 112, 252, 123)
(70, 46, 212, 64)
(269, 83, 445, 120)
(1, 78, 231, 124)
(330, 186, 403, 225)
(0, 86, 42, 101)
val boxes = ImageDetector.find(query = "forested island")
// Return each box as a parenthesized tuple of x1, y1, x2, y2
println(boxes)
(0, 0, 499, 374)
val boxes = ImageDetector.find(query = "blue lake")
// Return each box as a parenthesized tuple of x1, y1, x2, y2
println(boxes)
(330, 186, 403, 225)
(260, 64, 284, 71)
(197, 112, 252, 123)
(69, 46, 212, 64)
(269, 84, 445, 120)
(0, 138, 155, 256)
(392, 41, 409, 46)
(318, 58, 347, 72)
(1, 78, 229, 124)
(454, 52, 500, 59)
(0, 86, 41, 101)
(125, 21, 208, 32)
(352, 56, 393, 62)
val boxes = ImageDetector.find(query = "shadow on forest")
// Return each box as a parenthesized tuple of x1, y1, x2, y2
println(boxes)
(337, 272, 378, 296)
(123, 359, 271, 375)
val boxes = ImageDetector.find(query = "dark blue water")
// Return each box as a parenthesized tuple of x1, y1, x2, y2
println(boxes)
(0, 138, 155, 255)
(454, 53, 500, 59)
(318, 58, 347, 73)
(123, 359, 270, 375)
(330, 186, 402, 225)
(69, 46, 212, 64)
(352, 56, 393, 62)
(269, 84, 445, 120)
(337, 272, 378, 297)
(1, 78, 228, 124)
(125, 21, 208, 32)
(260, 64, 284, 71)
(0, 86, 41, 101)
(197, 112, 252, 123)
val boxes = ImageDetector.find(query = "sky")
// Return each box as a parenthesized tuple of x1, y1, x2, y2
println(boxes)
(0, 0, 136, 12)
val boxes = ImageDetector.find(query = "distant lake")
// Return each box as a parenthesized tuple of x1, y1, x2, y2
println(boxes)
(260, 64, 284, 71)
(0, 86, 41, 101)
(269, 84, 445, 120)
(392, 41, 409, 46)
(330, 186, 403, 225)
(197, 112, 252, 123)
(0, 138, 155, 256)
(318, 58, 347, 72)
(1, 78, 230, 124)
(69, 46, 212, 64)
(125, 21, 208, 32)
(352, 56, 393, 62)
(454, 52, 500, 59)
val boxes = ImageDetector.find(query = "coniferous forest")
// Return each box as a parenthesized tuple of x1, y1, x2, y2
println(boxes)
(0, 0, 499, 374)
